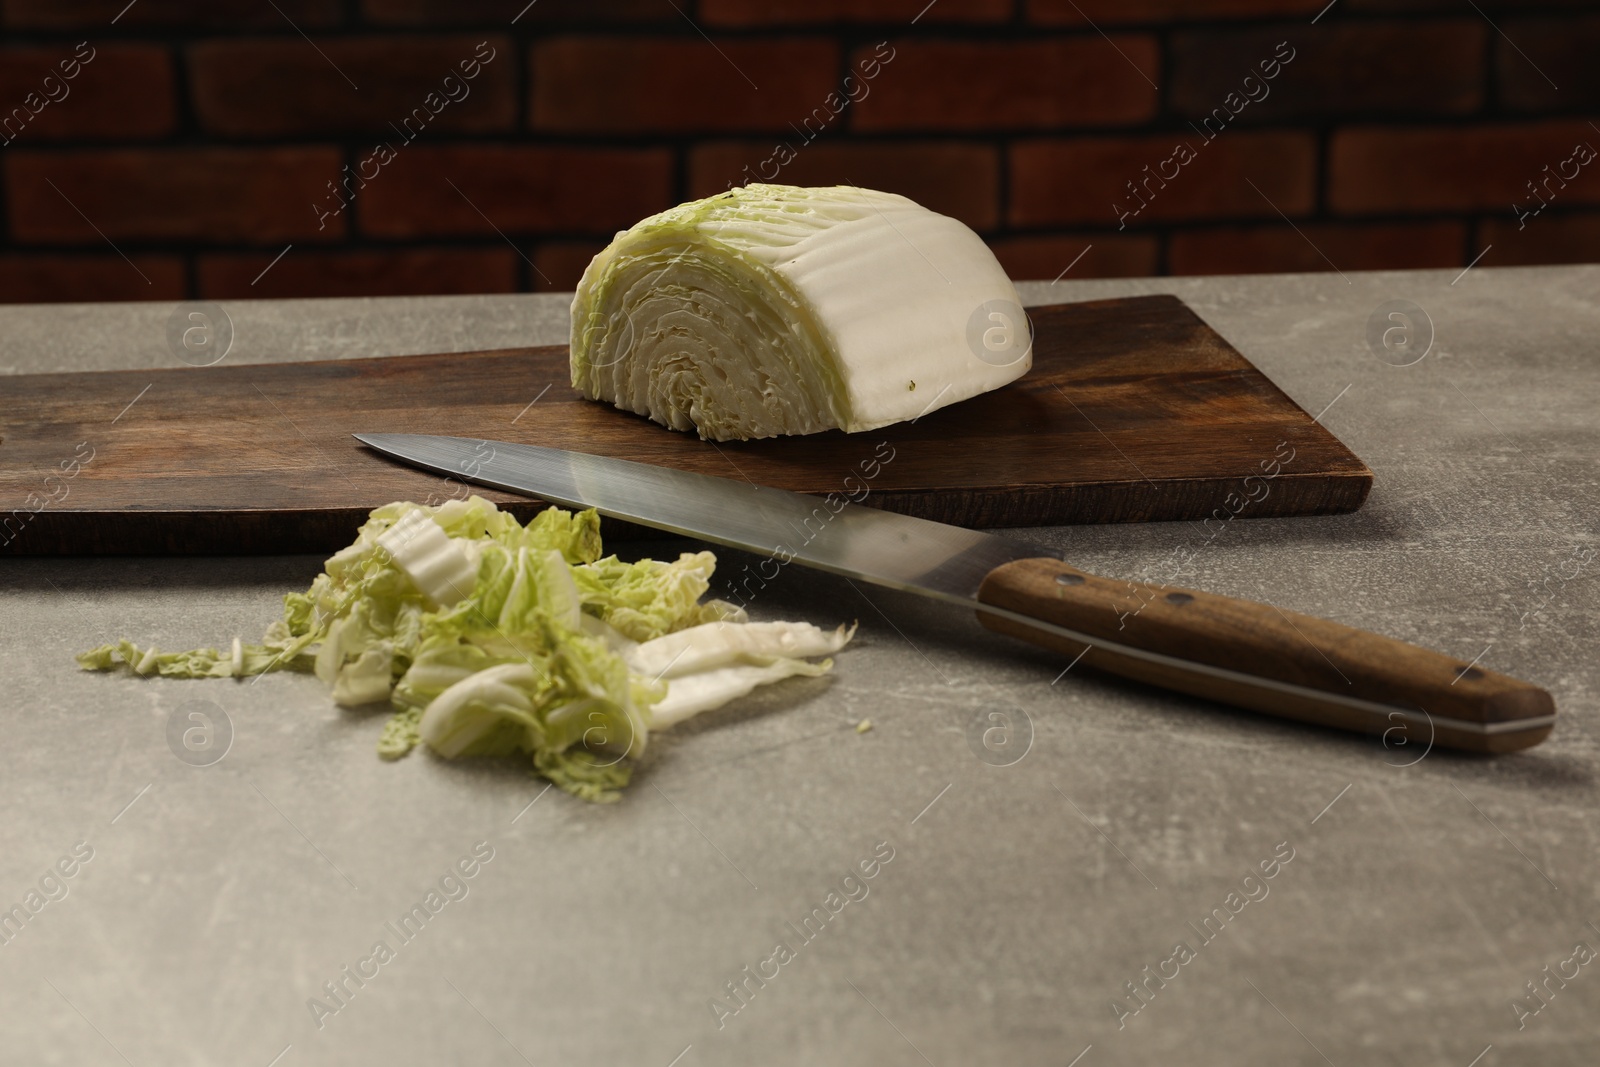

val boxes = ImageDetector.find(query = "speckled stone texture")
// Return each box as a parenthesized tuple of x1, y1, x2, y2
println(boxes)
(1, 266, 1596, 1066)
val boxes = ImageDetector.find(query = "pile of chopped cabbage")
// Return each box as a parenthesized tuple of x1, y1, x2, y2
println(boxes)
(77, 496, 852, 801)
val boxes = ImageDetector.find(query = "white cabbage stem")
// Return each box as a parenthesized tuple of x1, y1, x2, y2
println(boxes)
(629, 619, 854, 729)
(628, 620, 853, 680)
(377, 511, 477, 608)
(650, 659, 834, 729)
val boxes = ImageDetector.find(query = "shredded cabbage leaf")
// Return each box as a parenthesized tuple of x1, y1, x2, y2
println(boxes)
(77, 496, 852, 802)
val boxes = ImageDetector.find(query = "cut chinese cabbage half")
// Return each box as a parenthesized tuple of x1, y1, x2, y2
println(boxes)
(570, 183, 1032, 442)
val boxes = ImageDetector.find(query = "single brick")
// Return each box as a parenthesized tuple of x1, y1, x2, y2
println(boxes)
(0, 253, 185, 303)
(362, 0, 669, 24)
(1010, 132, 1317, 228)
(1030, 0, 1324, 25)
(199, 247, 518, 299)
(357, 145, 674, 238)
(688, 141, 1000, 231)
(701, 0, 1009, 25)
(1170, 22, 1483, 122)
(2, 0, 340, 28)
(1168, 221, 1466, 275)
(987, 234, 1159, 280)
(7, 148, 345, 244)
(0, 44, 175, 143)
(1498, 17, 1600, 113)
(531, 36, 838, 134)
(1329, 123, 1600, 215)
(850, 38, 1157, 132)
(190, 36, 513, 138)
(1479, 212, 1600, 266)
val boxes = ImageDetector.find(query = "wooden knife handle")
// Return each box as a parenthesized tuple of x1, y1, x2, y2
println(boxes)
(976, 558, 1555, 753)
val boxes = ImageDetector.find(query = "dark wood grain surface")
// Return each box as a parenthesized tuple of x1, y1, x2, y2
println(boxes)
(0, 294, 1371, 556)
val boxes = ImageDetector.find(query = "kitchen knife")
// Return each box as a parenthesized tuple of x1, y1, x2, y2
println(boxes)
(355, 433, 1555, 754)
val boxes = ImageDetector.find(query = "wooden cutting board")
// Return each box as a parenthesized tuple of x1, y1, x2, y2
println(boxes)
(0, 294, 1370, 556)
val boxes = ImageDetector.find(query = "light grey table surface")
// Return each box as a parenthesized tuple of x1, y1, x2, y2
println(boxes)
(2, 266, 1597, 1067)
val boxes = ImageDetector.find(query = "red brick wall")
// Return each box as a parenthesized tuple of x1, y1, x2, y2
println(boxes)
(0, 0, 1594, 303)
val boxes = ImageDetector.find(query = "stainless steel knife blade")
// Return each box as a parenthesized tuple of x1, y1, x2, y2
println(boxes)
(353, 433, 1042, 608)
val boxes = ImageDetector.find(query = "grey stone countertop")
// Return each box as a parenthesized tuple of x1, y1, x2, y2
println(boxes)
(2, 266, 1597, 1067)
